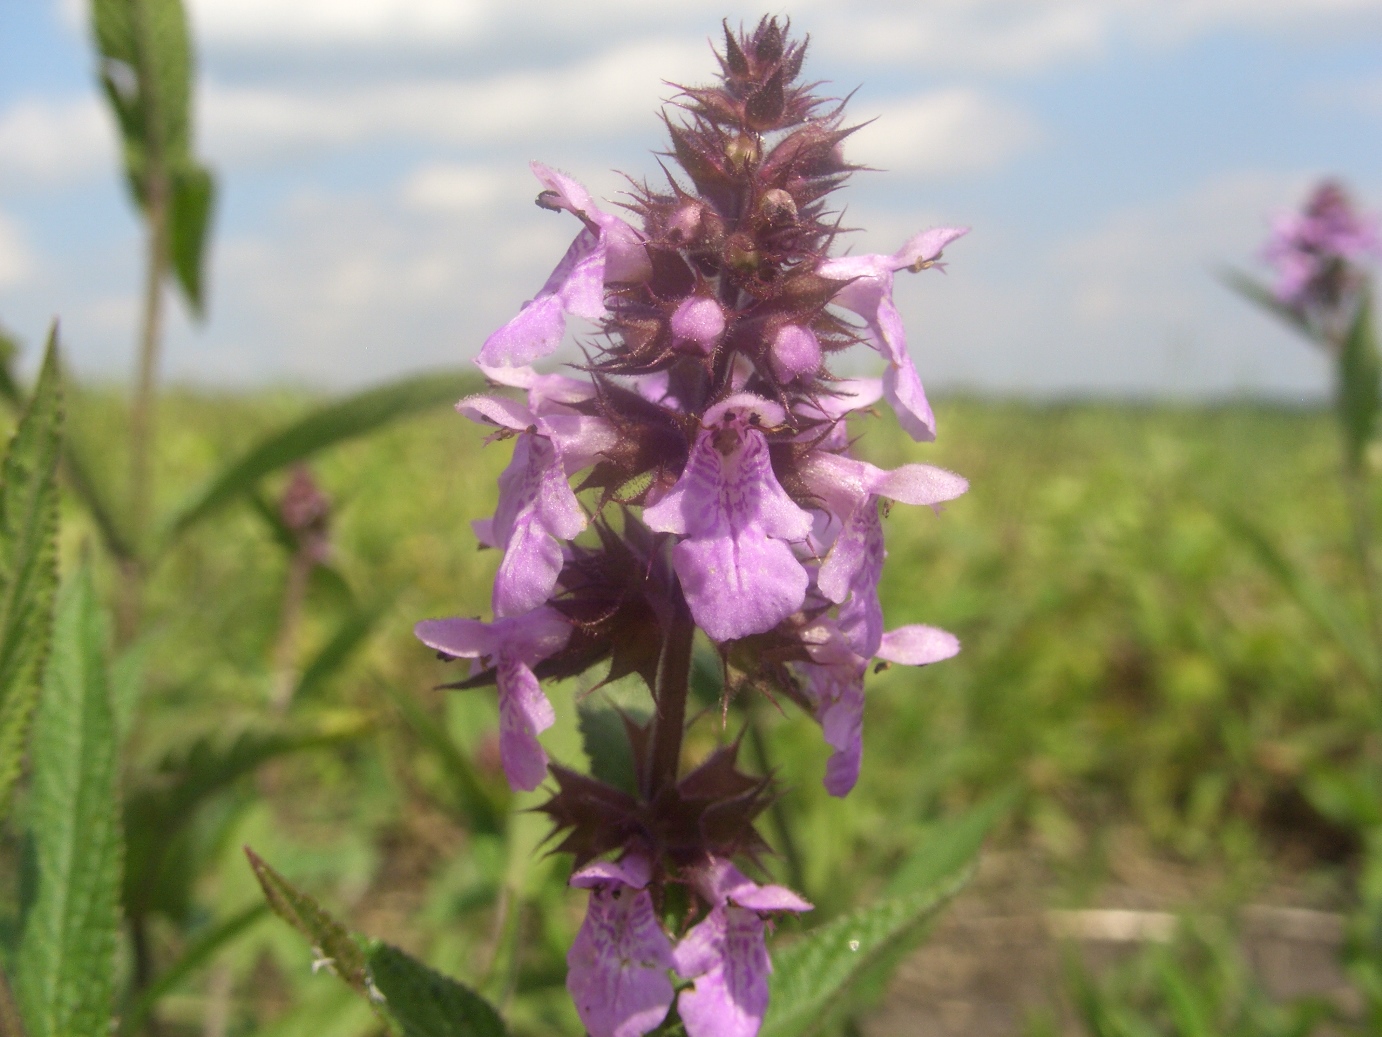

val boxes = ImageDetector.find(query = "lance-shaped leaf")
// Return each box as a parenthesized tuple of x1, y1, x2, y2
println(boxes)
(244, 847, 369, 995)
(760, 793, 1007, 1037)
(91, 0, 215, 313)
(16, 564, 123, 1037)
(1338, 293, 1380, 472)
(0, 333, 62, 820)
(161, 370, 480, 546)
(366, 942, 506, 1037)
(1219, 267, 1319, 343)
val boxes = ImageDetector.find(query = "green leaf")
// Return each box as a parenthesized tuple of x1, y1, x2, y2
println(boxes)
(118, 902, 267, 1036)
(91, 0, 215, 313)
(760, 796, 1002, 1037)
(0, 323, 25, 408)
(1338, 293, 1380, 471)
(124, 718, 371, 922)
(577, 703, 639, 795)
(366, 942, 506, 1037)
(15, 564, 123, 1037)
(168, 164, 215, 314)
(244, 847, 370, 996)
(161, 370, 480, 546)
(0, 333, 62, 821)
(882, 786, 1016, 900)
(1217, 507, 1379, 682)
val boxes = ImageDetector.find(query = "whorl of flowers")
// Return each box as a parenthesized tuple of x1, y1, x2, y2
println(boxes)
(417, 18, 967, 1037)
(1263, 180, 1380, 339)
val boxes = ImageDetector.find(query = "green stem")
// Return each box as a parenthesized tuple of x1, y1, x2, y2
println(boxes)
(1344, 460, 1382, 697)
(119, 178, 168, 646)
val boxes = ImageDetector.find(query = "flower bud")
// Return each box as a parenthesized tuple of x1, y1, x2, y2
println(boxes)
(724, 233, 760, 273)
(670, 296, 726, 355)
(726, 132, 760, 173)
(758, 189, 797, 226)
(769, 324, 821, 382)
(666, 203, 703, 245)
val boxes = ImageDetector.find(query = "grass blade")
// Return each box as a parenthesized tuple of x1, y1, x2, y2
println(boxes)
(0, 333, 62, 821)
(15, 565, 122, 1037)
(118, 903, 267, 1036)
(160, 371, 479, 546)
(1337, 292, 1379, 470)
(366, 942, 506, 1037)
(1218, 507, 1379, 682)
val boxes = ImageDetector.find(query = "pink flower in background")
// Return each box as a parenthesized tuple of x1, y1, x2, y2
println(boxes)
(414, 609, 570, 791)
(1263, 180, 1380, 313)
(567, 856, 676, 1037)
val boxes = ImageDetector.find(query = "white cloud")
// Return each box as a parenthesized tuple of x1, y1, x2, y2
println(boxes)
(0, 212, 35, 288)
(0, 96, 114, 190)
(199, 37, 706, 165)
(850, 89, 1041, 177)
(399, 163, 516, 213)
(188, 0, 489, 47)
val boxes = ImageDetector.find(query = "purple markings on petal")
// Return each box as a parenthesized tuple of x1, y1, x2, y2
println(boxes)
(645, 400, 811, 641)
(490, 433, 587, 617)
(414, 609, 570, 792)
(769, 324, 821, 382)
(671, 296, 727, 354)
(567, 855, 675, 1037)
(675, 860, 811, 1037)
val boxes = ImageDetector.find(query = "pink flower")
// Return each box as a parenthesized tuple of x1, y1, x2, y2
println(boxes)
(673, 859, 811, 1037)
(818, 227, 968, 442)
(459, 390, 616, 618)
(414, 608, 571, 791)
(799, 620, 960, 796)
(567, 855, 675, 1037)
(644, 394, 812, 641)
(802, 451, 967, 657)
(479, 164, 650, 368)
(1263, 180, 1380, 311)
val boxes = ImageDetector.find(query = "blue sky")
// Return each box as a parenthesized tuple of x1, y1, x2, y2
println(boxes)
(2, 0, 1381, 398)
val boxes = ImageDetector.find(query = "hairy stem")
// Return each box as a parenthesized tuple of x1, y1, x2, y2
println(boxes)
(647, 586, 696, 798)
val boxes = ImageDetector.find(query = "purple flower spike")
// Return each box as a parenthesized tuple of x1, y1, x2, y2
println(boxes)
(671, 296, 727, 354)
(818, 227, 968, 441)
(1263, 180, 1380, 313)
(674, 859, 811, 1037)
(567, 854, 676, 1037)
(478, 164, 649, 369)
(644, 394, 813, 641)
(414, 608, 571, 791)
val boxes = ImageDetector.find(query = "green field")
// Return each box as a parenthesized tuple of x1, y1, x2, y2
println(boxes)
(9, 388, 1375, 1035)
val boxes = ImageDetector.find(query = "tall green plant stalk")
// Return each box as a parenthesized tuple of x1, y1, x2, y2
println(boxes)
(120, 176, 169, 644)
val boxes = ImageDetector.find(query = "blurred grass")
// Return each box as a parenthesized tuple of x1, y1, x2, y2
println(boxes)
(22, 387, 1377, 1032)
